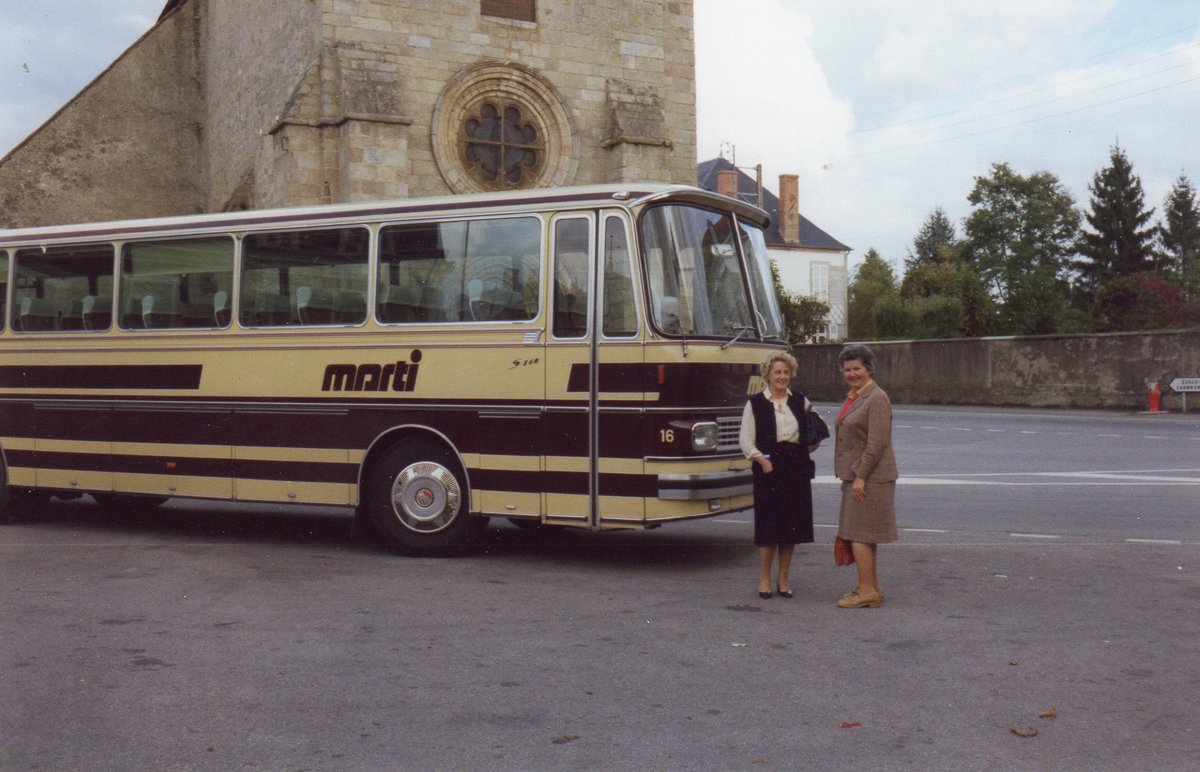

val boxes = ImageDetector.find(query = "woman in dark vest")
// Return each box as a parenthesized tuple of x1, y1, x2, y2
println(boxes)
(738, 351, 821, 599)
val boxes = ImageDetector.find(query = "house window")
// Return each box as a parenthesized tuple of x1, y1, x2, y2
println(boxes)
(811, 262, 829, 302)
(482, 0, 535, 22)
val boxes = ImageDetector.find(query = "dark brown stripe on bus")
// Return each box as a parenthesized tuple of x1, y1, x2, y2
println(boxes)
(20, 450, 357, 484)
(0, 365, 202, 390)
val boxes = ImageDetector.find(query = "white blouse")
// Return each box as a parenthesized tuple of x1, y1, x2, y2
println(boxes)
(739, 388, 801, 460)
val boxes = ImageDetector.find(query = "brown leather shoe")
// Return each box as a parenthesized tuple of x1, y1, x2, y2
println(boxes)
(837, 590, 884, 608)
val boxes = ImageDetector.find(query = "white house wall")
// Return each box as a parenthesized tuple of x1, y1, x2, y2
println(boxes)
(769, 246, 849, 341)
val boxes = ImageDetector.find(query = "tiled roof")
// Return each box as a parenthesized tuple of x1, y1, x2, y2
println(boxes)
(697, 157, 850, 252)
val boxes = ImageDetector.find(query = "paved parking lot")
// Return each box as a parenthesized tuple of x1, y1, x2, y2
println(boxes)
(2, 497, 1197, 771)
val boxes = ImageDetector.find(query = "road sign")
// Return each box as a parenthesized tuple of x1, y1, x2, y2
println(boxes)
(1169, 377, 1200, 392)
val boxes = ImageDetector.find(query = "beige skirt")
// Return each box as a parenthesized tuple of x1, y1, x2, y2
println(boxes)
(837, 480, 898, 544)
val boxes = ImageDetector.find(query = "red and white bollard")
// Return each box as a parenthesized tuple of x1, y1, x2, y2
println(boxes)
(1146, 381, 1162, 413)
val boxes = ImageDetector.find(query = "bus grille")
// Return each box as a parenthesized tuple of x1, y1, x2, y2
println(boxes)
(716, 416, 742, 453)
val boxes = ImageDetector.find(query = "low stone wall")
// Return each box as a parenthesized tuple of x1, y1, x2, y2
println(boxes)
(792, 329, 1200, 411)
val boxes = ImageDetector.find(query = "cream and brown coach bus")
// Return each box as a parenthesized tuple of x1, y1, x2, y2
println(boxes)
(0, 185, 787, 554)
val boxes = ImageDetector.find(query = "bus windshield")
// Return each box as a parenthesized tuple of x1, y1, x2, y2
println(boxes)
(738, 220, 785, 340)
(641, 204, 781, 340)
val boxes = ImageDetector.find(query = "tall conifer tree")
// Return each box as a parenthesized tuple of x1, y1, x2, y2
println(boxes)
(1158, 173, 1200, 299)
(1077, 144, 1155, 291)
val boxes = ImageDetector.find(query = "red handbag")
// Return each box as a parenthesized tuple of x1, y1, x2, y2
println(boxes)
(834, 536, 855, 567)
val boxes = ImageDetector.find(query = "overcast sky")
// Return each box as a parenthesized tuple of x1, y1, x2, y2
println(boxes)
(2, 1, 1198, 272)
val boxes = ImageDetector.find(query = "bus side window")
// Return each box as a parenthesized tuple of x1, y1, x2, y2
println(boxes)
(552, 218, 590, 338)
(241, 227, 368, 327)
(601, 215, 636, 338)
(13, 244, 114, 333)
(120, 236, 234, 330)
(378, 217, 539, 324)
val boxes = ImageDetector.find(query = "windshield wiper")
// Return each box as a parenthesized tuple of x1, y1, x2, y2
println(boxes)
(721, 324, 756, 350)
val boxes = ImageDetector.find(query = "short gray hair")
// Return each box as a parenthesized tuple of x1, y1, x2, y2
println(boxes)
(837, 344, 875, 374)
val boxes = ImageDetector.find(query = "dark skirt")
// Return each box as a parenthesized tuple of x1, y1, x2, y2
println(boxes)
(752, 443, 815, 546)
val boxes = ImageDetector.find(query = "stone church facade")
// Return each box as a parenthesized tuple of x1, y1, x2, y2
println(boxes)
(0, 0, 696, 228)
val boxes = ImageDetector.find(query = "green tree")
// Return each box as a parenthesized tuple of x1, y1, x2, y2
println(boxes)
(1157, 172, 1200, 299)
(906, 207, 958, 272)
(900, 245, 995, 337)
(1093, 274, 1186, 331)
(770, 261, 830, 345)
(963, 163, 1079, 335)
(847, 248, 903, 339)
(1077, 144, 1155, 293)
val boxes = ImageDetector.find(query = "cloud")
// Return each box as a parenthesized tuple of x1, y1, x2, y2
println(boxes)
(695, 0, 854, 188)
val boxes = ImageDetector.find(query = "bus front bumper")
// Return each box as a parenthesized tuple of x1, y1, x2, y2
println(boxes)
(656, 469, 753, 500)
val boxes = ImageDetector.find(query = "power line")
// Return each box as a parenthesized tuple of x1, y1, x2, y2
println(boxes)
(826, 75, 1200, 162)
(855, 22, 1199, 124)
(853, 40, 1200, 136)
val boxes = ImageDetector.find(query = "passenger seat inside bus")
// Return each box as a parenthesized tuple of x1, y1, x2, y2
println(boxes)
(142, 294, 181, 328)
(297, 286, 335, 325)
(252, 293, 291, 326)
(82, 294, 112, 330)
(62, 300, 85, 331)
(213, 291, 230, 327)
(18, 297, 58, 331)
(333, 290, 365, 324)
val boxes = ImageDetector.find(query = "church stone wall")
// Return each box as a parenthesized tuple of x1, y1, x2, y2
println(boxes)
(0, 0, 697, 226)
(202, 0, 323, 210)
(315, 0, 696, 198)
(0, 10, 203, 227)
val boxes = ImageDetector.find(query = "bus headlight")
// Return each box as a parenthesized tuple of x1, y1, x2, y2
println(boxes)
(691, 421, 719, 451)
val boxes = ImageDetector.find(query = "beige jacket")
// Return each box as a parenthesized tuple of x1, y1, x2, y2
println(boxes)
(833, 381, 898, 482)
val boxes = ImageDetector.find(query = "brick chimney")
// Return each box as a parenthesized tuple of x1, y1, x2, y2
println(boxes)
(778, 174, 800, 245)
(717, 170, 739, 200)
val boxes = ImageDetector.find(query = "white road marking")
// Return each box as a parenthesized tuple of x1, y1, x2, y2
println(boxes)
(902, 528, 949, 533)
(1125, 538, 1182, 545)
(1010, 533, 1062, 539)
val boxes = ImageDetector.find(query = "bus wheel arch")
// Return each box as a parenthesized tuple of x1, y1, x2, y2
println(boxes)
(360, 429, 486, 555)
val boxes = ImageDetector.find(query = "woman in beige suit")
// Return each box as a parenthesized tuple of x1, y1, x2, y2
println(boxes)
(833, 344, 898, 608)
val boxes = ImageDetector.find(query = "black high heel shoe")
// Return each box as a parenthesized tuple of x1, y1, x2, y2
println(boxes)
(777, 586, 794, 599)
(758, 590, 773, 599)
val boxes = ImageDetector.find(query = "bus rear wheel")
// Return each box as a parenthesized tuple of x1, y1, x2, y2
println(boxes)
(366, 438, 486, 556)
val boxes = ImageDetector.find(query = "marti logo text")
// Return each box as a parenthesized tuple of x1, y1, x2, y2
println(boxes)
(322, 350, 422, 392)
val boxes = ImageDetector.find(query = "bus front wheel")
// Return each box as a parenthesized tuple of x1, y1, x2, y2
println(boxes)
(366, 438, 486, 556)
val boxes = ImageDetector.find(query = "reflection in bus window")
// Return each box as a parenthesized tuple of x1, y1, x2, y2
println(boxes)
(738, 220, 784, 339)
(12, 244, 115, 332)
(602, 215, 636, 337)
(553, 218, 590, 338)
(120, 236, 235, 330)
(377, 217, 540, 323)
(641, 205, 752, 337)
(240, 228, 369, 327)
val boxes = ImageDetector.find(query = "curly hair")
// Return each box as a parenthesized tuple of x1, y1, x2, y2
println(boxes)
(761, 351, 799, 378)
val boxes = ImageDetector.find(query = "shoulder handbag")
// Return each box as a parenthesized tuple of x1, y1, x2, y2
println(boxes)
(803, 398, 830, 445)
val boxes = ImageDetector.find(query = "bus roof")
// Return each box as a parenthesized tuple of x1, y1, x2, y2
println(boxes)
(0, 184, 770, 247)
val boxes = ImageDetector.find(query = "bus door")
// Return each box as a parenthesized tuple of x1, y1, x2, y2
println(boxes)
(592, 211, 644, 528)
(544, 213, 594, 525)
(543, 211, 644, 528)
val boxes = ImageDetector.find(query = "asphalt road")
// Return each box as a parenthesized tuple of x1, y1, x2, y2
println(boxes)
(2, 405, 1198, 770)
